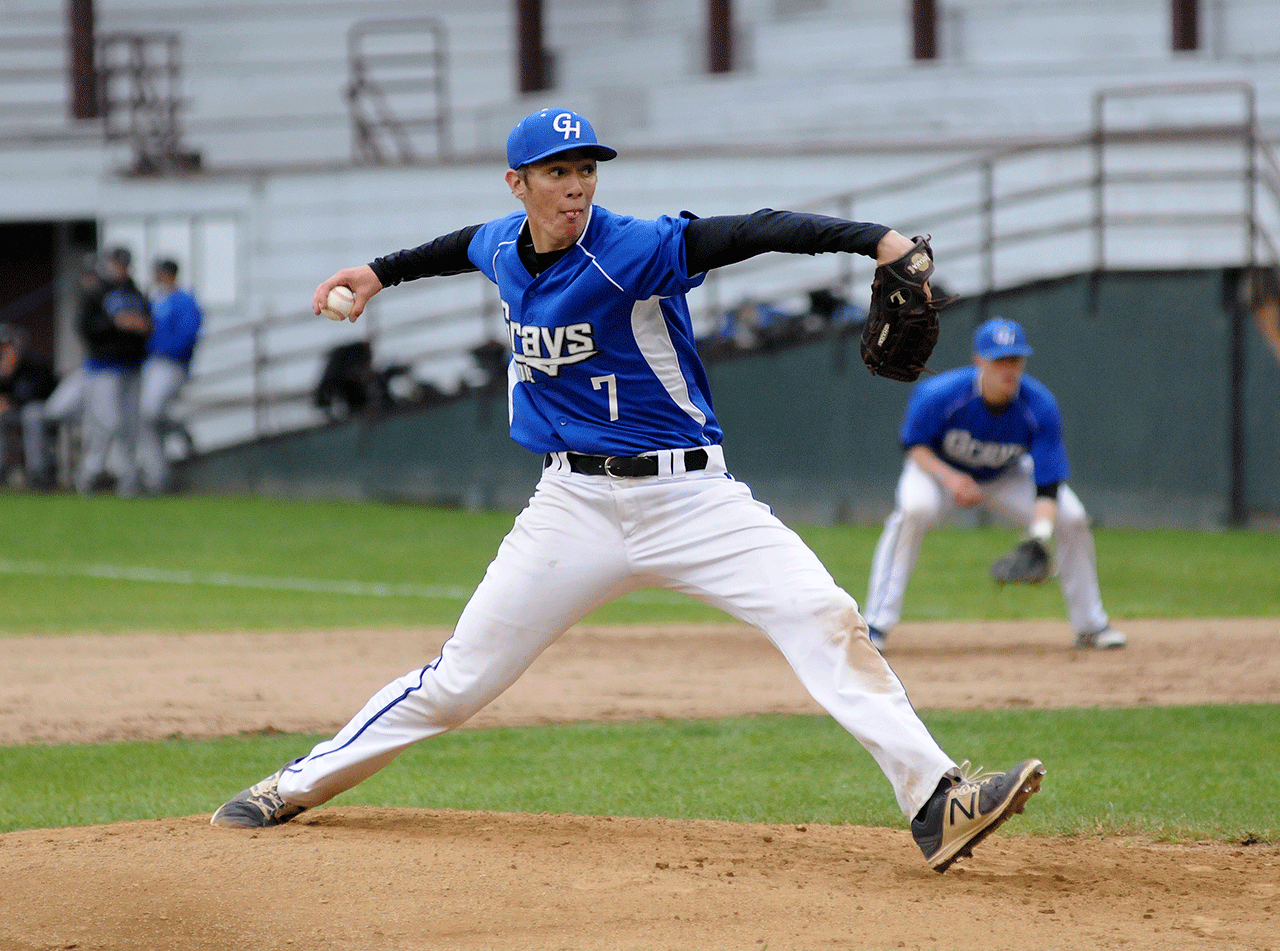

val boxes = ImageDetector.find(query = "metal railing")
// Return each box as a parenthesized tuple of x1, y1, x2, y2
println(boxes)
(0, 25, 196, 168)
(693, 91, 1280, 333)
(96, 31, 200, 172)
(169, 83, 1278, 454)
(177, 285, 502, 446)
(347, 17, 451, 164)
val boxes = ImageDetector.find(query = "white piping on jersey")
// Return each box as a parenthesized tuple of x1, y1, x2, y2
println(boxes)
(492, 235, 518, 276)
(630, 295, 707, 427)
(585, 251, 625, 292)
(506, 358, 518, 425)
(495, 230, 520, 427)
(573, 212, 627, 294)
(495, 208, 702, 428)
(495, 207, 609, 283)
(572, 208, 702, 424)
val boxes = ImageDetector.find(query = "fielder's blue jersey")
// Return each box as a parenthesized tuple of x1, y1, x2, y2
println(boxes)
(468, 205, 720, 455)
(900, 366, 1069, 485)
(148, 288, 203, 367)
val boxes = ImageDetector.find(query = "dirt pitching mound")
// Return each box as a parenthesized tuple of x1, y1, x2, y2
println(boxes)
(2, 618, 1276, 950)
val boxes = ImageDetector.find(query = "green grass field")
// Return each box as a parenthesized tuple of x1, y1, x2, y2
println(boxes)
(1, 707, 1274, 841)
(1, 492, 1276, 840)
(2, 493, 1277, 633)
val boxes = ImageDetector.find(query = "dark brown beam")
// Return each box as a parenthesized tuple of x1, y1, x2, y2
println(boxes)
(1171, 0, 1199, 51)
(707, 0, 733, 74)
(515, 0, 548, 93)
(913, 0, 939, 61)
(67, 0, 99, 119)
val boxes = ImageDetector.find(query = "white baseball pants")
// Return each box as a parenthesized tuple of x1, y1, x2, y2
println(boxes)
(864, 455, 1110, 637)
(137, 356, 188, 493)
(22, 369, 85, 480)
(78, 369, 141, 497)
(279, 446, 957, 818)
(0, 403, 53, 481)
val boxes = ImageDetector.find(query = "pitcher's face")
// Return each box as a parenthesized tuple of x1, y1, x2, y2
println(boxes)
(507, 151, 598, 253)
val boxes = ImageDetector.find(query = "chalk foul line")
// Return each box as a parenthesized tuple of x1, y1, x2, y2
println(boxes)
(0, 559, 688, 604)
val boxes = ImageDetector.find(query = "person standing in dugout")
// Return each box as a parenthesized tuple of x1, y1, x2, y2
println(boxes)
(863, 317, 1126, 653)
(76, 246, 151, 496)
(0, 323, 59, 490)
(211, 108, 1045, 872)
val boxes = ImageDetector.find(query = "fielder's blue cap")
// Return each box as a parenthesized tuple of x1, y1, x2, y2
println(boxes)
(506, 108, 617, 169)
(973, 318, 1033, 359)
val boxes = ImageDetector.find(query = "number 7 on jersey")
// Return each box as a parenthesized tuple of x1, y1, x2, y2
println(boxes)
(591, 374, 619, 421)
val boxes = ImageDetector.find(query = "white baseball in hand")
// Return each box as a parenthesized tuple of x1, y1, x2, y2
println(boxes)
(320, 285, 356, 321)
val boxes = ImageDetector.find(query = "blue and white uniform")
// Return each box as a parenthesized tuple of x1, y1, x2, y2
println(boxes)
(262, 109, 976, 831)
(865, 363, 1112, 642)
(138, 275, 203, 494)
(900, 366, 1068, 487)
(275, 198, 961, 822)
(469, 206, 720, 455)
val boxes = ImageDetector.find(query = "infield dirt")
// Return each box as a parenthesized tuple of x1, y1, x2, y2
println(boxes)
(2, 618, 1276, 950)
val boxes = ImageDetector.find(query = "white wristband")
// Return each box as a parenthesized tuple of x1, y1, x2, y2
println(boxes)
(1030, 517, 1054, 541)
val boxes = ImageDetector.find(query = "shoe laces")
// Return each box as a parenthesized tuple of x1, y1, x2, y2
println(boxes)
(952, 759, 999, 789)
(248, 772, 287, 804)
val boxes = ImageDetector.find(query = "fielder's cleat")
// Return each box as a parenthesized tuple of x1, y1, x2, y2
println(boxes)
(911, 759, 1046, 873)
(210, 762, 307, 828)
(1075, 626, 1127, 650)
(867, 625, 887, 652)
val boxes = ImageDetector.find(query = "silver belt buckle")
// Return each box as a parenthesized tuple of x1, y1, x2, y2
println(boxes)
(603, 455, 623, 477)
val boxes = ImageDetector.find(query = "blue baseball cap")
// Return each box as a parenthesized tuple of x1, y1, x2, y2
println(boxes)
(973, 318, 1033, 359)
(506, 108, 618, 169)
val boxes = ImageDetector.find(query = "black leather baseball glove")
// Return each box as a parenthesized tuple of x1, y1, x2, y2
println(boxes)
(860, 235, 952, 382)
(989, 538, 1052, 585)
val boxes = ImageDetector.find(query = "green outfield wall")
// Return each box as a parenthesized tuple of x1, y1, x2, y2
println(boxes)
(181, 269, 1280, 528)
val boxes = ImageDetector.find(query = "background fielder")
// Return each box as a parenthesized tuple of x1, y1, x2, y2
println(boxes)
(211, 108, 1045, 872)
(864, 317, 1126, 651)
(137, 259, 203, 495)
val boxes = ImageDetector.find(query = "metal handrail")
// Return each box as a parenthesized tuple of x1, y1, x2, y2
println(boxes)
(347, 17, 450, 164)
(176, 83, 1280, 451)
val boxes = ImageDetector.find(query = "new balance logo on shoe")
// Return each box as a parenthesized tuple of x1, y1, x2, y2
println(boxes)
(912, 759, 1045, 872)
(949, 789, 978, 823)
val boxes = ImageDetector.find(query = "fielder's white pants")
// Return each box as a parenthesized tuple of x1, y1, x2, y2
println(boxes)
(865, 456, 1110, 637)
(137, 356, 188, 493)
(279, 447, 958, 819)
(78, 368, 141, 497)
(0, 403, 52, 480)
(22, 369, 85, 479)
(42, 368, 85, 424)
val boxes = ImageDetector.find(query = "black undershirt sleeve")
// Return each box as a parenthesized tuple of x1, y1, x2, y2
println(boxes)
(368, 224, 484, 287)
(682, 209, 890, 275)
(366, 210, 890, 286)
(1036, 481, 1061, 500)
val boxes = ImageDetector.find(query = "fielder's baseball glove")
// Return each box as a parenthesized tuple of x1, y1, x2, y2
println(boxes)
(860, 235, 951, 382)
(989, 538, 1052, 585)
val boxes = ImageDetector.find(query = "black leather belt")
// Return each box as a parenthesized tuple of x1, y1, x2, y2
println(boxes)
(547, 448, 709, 477)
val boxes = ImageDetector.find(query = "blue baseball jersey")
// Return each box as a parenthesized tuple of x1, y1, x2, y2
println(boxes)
(467, 205, 720, 455)
(900, 366, 1069, 485)
(148, 288, 203, 367)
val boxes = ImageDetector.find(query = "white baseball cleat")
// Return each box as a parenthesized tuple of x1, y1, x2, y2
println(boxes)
(1075, 626, 1127, 650)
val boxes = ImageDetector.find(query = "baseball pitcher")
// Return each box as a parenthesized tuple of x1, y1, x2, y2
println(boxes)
(211, 108, 1044, 873)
